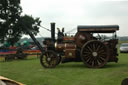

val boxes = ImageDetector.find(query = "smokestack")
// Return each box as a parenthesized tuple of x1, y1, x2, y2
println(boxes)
(51, 22, 55, 42)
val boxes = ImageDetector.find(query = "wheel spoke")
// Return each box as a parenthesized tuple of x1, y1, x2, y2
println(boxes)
(83, 52, 92, 57)
(99, 55, 107, 59)
(88, 57, 94, 64)
(96, 45, 101, 51)
(98, 57, 104, 63)
(93, 60, 97, 66)
(96, 59, 101, 65)
(87, 46, 93, 52)
(91, 60, 95, 66)
(93, 43, 96, 51)
(99, 50, 105, 54)
(99, 46, 104, 50)
(99, 56, 106, 61)
(84, 56, 91, 61)
(84, 48, 91, 53)
(86, 56, 92, 62)
(83, 51, 91, 54)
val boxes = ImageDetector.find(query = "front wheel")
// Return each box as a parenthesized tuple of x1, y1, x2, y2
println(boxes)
(40, 50, 60, 68)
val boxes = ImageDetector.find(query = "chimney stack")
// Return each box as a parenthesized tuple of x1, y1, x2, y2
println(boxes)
(51, 22, 55, 42)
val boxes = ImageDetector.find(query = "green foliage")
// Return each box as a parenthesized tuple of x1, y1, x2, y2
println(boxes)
(0, 0, 21, 41)
(0, 0, 41, 46)
(17, 15, 41, 35)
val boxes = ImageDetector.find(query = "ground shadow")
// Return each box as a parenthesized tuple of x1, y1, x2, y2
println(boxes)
(56, 63, 87, 69)
(56, 62, 128, 69)
(103, 63, 128, 69)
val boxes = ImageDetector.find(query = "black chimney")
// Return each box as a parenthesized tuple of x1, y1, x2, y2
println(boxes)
(51, 22, 55, 42)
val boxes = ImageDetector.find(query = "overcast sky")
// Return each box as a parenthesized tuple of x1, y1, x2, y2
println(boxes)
(21, 0, 128, 37)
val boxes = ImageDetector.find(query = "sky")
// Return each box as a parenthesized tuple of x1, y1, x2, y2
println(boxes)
(21, 0, 128, 37)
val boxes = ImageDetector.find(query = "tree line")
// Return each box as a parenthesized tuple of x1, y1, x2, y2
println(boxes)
(0, 0, 41, 46)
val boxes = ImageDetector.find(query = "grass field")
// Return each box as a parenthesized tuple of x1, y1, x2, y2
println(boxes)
(0, 53, 128, 85)
(0, 41, 128, 85)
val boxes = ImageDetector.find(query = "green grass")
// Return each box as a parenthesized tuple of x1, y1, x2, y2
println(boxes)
(0, 41, 128, 85)
(119, 40, 128, 45)
(0, 53, 128, 85)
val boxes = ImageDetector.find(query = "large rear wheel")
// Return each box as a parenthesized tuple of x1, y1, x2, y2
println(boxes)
(81, 40, 109, 68)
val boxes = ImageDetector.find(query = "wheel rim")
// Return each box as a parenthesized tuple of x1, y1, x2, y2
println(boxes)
(40, 50, 59, 68)
(81, 40, 108, 68)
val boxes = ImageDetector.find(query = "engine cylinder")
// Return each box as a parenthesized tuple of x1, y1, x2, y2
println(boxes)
(55, 43, 76, 50)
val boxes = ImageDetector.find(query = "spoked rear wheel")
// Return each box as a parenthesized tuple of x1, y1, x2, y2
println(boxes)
(40, 50, 60, 68)
(81, 40, 109, 68)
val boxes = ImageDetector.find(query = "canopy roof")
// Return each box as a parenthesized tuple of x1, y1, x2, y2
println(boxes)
(77, 25, 119, 33)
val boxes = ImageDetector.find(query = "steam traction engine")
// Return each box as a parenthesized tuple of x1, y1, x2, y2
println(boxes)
(40, 23, 119, 68)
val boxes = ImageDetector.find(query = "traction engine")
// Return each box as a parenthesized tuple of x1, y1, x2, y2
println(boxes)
(40, 23, 119, 68)
(25, 22, 119, 68)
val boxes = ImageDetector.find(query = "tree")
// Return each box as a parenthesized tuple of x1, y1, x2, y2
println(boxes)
(7, 15, 41, 46)
(0, 0, 22, 43)
(0, 0, 41, 46)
